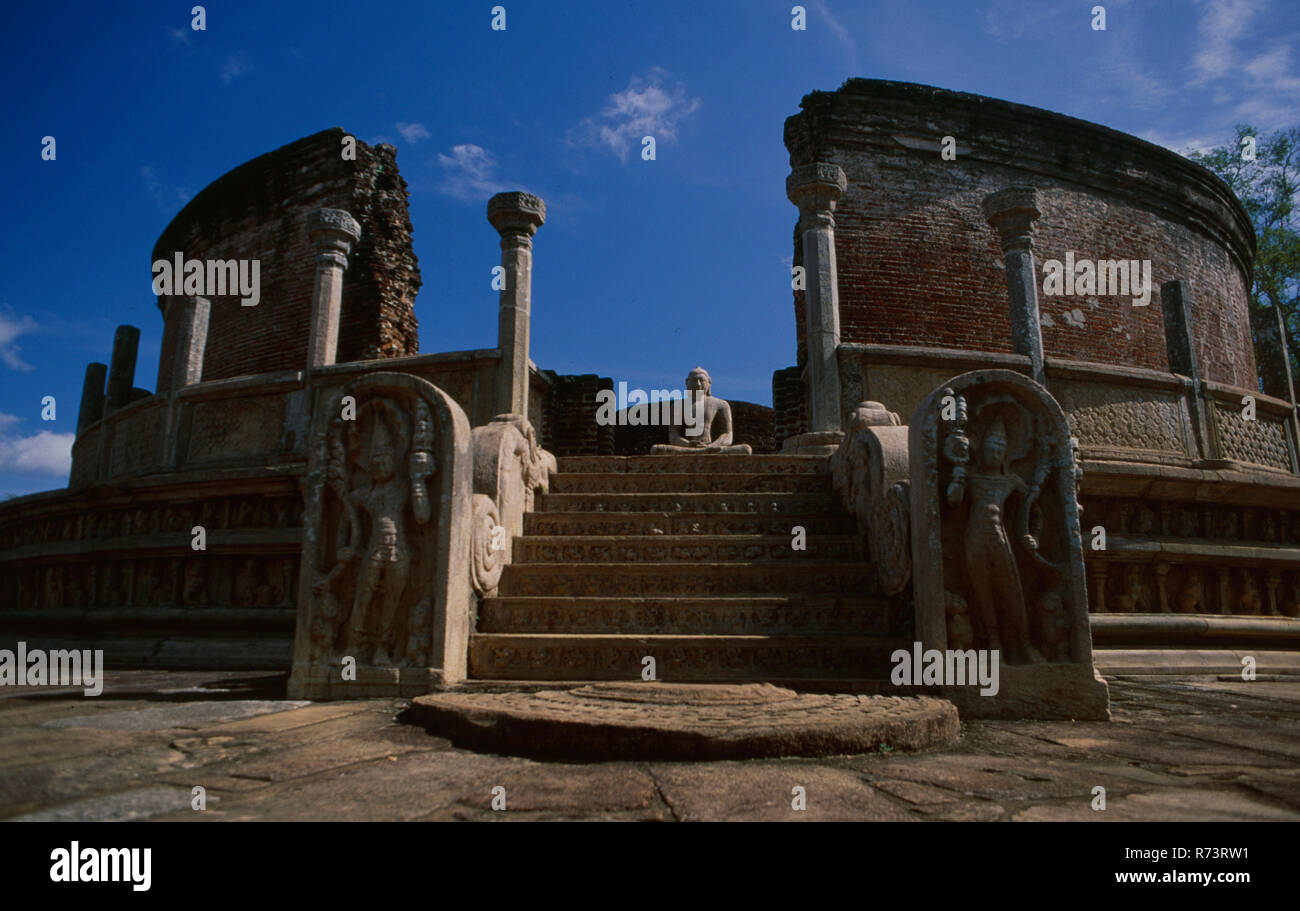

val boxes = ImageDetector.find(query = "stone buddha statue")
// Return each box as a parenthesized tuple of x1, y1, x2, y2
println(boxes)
(651, 366, 752, 455)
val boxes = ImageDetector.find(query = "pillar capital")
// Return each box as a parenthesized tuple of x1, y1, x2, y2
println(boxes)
(308, 208, 361, 267)
(982, 186, 1041, 252)
(787, 162, 847, 217)
(306, 209, 359, 369)
(488, 192, 546, 244)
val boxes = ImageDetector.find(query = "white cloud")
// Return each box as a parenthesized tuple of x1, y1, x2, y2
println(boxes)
(569, 67, 702, 162)
(396, 122, 431, 143)
(1184, 0, 1300, 132)
(436, 144, 509, 203)
(1191, 0, 1259, 85)
(0, 422, 72, 478)
(1138, 128, 1220, 156)
(166, 26, 192, 50)
(810, 0, 856, 62)
(220, 53, 250, 84)
(0, 311, 38, 372)
(980, 0, 1076, 43)
(140, 165, 192, 215)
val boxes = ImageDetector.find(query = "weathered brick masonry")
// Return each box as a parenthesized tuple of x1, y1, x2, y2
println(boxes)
(784, 80, 1258, 387)
(153, 128, 421, 383)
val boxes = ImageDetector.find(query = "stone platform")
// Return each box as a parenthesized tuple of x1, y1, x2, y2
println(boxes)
(404, 682, 959, 760)
(4, 671, 1300, 821)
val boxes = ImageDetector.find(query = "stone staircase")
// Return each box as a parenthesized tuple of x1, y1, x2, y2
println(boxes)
(468, 453, 908, 686)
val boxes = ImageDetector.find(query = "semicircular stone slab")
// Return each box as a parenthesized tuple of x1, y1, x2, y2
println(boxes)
(404, 683, 959, 760)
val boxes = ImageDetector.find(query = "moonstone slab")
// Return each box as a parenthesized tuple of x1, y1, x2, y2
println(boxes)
(404, 682, 959, 760)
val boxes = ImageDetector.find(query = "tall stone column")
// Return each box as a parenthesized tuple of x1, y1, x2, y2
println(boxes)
(76, 362, 107, 434)
(488, 192, 546, 417)
(787, 162, 847, 448)
(156, 295, 210, 393)
(1161, 279, 1213, 459)
(1251, 302, 1298, 406)
(104, 325, 140, 414)
(983, 187, 1047, 387)
(306, 208, 361, 369)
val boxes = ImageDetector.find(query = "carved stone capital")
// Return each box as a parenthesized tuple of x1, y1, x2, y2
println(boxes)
(787, 162, 847, 215)
(488, 191, 546, 239)
(982, 186, 1041, 252)
(308, 208, 362, 262)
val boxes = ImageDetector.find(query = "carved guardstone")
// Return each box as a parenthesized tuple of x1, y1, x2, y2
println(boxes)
(288, 372, 473, 699)
(909, 369, 1109, 720)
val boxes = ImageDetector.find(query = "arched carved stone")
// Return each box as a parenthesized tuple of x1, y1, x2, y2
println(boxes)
(470, 494, 506, 597)
(830, 401, 911, 595)
(289, 372, 473, 699)
(909, 369, 1109, 720)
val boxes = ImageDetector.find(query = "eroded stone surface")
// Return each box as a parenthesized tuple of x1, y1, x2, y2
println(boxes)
(2, 671, 1298, 822)
(406, 682, 959, 759)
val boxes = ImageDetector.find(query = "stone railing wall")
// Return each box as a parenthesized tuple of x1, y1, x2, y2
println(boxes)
(67, 350, 555, 486)
(838, 343, 1300, 475)
(834, 343, 1300, 628)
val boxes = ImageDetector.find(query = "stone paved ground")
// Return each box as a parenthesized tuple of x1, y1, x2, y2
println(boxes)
(1, 671, 1297, 822)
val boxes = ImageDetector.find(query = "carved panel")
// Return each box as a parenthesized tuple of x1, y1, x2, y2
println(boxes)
(1058, 382, 1187, 454)
(1215, 406, 1291, 471)
(187, 394, 286, 463)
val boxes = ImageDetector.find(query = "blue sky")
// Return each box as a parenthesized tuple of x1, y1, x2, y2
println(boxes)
(1, 0, 1298, 497)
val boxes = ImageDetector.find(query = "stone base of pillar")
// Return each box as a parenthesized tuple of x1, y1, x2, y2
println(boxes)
(287, 664, 445, 700)
(782, 431, 845, 455)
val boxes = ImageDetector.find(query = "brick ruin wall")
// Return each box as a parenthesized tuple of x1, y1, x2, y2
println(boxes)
(784, 79, 1258, 389)
(153, 128, 421, 384)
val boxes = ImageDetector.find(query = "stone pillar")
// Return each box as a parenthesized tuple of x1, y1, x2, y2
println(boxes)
(1161, 280, 1214, 460)
(488, 192, 546, 417)
(1252, 304, 1295, 402)
(982, 187, 1046, 387)
(76, 362, 107, 434)
(306, 208, 361, 369)
(787, 163, 847, 443)
(1250, 302, 1300, 461)
(156, 295, 210, 393)
(104, 325, 140, 414)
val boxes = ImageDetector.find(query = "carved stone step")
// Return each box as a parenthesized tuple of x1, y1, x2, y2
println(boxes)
(555, 455, 829, 475)
(536, 492, 838, 514)
(497, 562, 876, 597)
(478, 596, 893, 635)
(524, 511, 858, 536)
(468, 634, 905, 680)
(514, 535, 862, 563)
(548, 473, 831, 494)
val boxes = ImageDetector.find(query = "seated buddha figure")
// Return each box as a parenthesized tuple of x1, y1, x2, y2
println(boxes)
(651, 366, 752, 455)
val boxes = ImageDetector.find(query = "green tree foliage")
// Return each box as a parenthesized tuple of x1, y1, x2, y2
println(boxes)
(1189, 125, 1300, 385)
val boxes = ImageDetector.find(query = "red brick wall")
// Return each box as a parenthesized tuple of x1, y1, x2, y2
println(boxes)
(151, 129, 421, 383)
(785, 80, 1258, 388)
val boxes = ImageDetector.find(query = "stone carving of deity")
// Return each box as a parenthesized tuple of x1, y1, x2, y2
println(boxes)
(313, 397, 436, 667)
(943, 394, 1059, 665)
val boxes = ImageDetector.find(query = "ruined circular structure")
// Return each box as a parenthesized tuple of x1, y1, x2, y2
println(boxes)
(783, 78, 1256, 392)
(2, 80, 1298, 706)
(152, 128, 423, 384)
